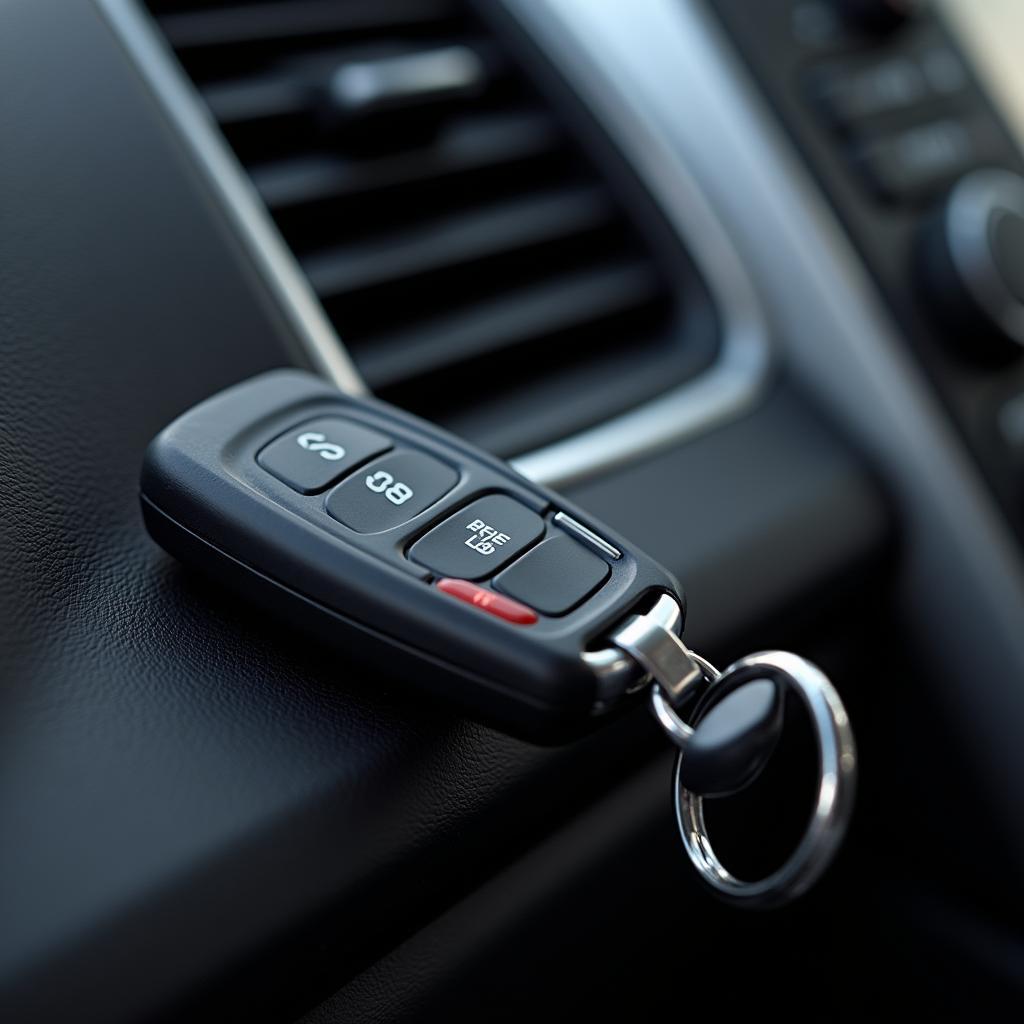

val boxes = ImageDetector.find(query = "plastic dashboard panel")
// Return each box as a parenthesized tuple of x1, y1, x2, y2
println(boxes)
(0, 0, 887, 1020)
(710, 0, 1024, 541)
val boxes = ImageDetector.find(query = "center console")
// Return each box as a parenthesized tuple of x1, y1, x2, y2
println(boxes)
(713, 0, 1024, 536)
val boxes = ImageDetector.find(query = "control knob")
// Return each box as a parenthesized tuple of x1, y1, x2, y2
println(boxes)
(920, 169, 1024, 352)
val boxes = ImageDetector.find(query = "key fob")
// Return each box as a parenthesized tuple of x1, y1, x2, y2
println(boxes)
(141, 369, 683, 741)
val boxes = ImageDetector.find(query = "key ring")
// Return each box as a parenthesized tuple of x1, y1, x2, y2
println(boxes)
(670, 650, 857, 908)
(610, 600, 857, 907)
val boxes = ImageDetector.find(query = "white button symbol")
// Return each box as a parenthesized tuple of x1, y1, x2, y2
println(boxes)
(365, 470, 414, 505)
(464, 518, 510, 555)
(297, 431, 346, 461)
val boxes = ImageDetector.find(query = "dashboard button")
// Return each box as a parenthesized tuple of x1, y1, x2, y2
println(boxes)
(812, 54, 930, 127)
(325, 450, 457, 533)
(919, 47, 969, 99)
(809, 48, 968, 133)
(856, 117, 1001, 202)
(257, 417, 392, 494)
(409, 494, 544, 580)
(494, 534, 610, 615)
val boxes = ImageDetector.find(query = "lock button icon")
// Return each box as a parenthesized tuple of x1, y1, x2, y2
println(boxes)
(296, 431, 346, 461)
(257, 416, 392, 494)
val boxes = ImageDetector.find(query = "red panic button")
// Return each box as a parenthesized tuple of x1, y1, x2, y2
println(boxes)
(436, 578, 538, 625)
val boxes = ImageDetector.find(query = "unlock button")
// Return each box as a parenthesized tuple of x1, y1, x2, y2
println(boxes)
(326, 450, 458, 533)
(257, 416, 392, 494)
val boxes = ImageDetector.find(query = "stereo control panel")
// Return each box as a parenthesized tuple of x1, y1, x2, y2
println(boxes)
(712, 0, 1024, 534)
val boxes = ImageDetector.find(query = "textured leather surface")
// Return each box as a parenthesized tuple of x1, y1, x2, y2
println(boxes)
(0, 2, 885, 1021)
(0, 4, 579, 1018)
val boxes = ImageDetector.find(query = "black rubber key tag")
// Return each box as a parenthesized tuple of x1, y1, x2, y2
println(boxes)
(676, 678, 783, 798)
(612, 612, 857, 909)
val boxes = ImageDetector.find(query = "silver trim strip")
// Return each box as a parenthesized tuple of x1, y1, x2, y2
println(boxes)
(95, 0, 367, 395)
(552, 512, 621, 560)
(504, 0, 773, 487)
(97, 0, 771, 488)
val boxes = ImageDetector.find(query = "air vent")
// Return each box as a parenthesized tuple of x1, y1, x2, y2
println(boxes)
(145, 0, 719, 457)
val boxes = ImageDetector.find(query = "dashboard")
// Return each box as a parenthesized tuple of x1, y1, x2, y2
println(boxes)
(2, 1, 1024, 1020)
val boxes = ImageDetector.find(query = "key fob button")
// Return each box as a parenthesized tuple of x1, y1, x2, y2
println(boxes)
(494, 534, 610, 615)
(325, 450, 458, 533)
(257, 417, 392, 494)
(409, 495, 544, 580)
(436, 578, 538, 625)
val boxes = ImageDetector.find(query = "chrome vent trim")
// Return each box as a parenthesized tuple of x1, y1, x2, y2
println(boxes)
(96, 0, 772, 488)
(502, 0, 773, 486)
(96, 0, 367, 396)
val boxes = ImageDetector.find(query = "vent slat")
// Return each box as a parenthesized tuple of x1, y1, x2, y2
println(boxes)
(203, 76, 309, 125)
(159, 0, 460, 51)
(202, 40, 504, 128)
(302, 185, 614, 297)
(148, 0, 700, 453)
(356, 261, 662, 389)
(251, 109, 562, 209)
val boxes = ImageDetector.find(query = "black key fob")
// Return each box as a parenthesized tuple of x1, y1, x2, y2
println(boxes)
(141, 369, 683, 741)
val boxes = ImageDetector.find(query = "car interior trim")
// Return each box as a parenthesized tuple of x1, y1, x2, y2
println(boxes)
(95, 0, 368, 397)
(482, 0, 1024, 866)
(500, 0, 775, 487)
(568, 0, 1024, 857)
(95, 0, 773, 491)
